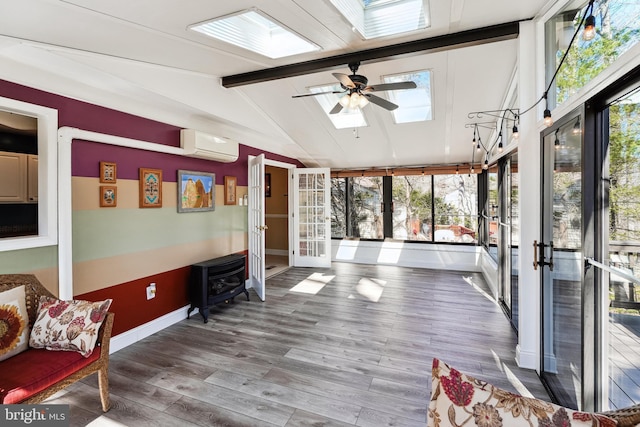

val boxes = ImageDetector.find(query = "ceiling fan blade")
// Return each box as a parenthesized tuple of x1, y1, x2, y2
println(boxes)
(365, 94, 398, 111)
(366, 81, 417, 92)
(292, 90, 344, 98)
(332, 73, 356, 89)
(329, 102, 344, 114)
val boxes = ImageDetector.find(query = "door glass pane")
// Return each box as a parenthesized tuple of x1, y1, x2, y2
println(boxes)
(488, 164, 499, 260)
(511, 153, 520, 329)
(607, 85, 640, 409)
(541, 118, 584, 409)
(297, 172, 328, 257)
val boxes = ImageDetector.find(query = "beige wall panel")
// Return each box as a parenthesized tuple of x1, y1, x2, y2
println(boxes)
(73, 177, 178, 210)
(72, 232, 247, 295)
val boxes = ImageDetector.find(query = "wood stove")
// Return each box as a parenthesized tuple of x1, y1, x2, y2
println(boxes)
(187, 254, 249, 323)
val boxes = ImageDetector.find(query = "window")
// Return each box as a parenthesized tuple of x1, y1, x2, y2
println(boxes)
(189, 8, 320, 59)
(545, 0, 640, 109)
(0, 96, 58, 252)
(392, 174, 432, 240)
(329, 0, 429, 40)
(433, 175, 478, 243)
(383, 70, 433, 123)
(332, 172, 477, 243)
(350, 176, 383, 239)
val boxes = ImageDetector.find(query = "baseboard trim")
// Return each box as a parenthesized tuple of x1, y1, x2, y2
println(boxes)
(110, 305, 190, 353)
(516, 345, 538, 370)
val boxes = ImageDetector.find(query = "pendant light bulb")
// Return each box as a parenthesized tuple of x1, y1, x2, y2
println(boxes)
(512, 124, 519, 139)
(498, 141, 503, 153)
(482, 159, 489, 170)
(349, 92, 360, 109)
(583, 14, 596, 41)
(339, 94, 350, 108)
(476, 142, 481, 153)
(543, 109, 553, 127)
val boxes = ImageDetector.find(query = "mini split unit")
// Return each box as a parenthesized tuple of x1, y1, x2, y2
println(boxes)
(180, 129, 239, 163)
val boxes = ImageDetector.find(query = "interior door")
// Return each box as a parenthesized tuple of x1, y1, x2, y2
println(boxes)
(248, 154, 266, 301)
(293, 168, 331, 268)
(539, 115, 584, 409)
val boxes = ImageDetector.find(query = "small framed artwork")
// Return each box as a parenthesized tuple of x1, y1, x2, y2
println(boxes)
(224, 176, 237, 205)
(99, 161, 117, 183)
(177, 170, 215, 213)
(100, 186, 117, 207)
(265, 173, 271, 197)
(139, 168, 163, 208)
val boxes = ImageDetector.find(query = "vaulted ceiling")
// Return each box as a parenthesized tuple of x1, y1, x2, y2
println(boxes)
(0, 0, 551, 169)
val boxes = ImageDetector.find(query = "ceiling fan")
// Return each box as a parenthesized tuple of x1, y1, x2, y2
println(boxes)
(292, 61, 417, 114)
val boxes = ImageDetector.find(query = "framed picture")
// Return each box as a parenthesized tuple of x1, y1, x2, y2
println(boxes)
(265, 173, 271, 197)
(177, 170, 215, 213)
(224, 176, 237, 205)
(99, 161, 117, 183)
(139, 168, 163, 208)
(99, 186, 117, 207)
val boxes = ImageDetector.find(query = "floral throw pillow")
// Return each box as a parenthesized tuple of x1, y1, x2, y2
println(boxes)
(0, 285, 29, 362)
(29, 296, 112, 357)
(428, 358, 617, 427)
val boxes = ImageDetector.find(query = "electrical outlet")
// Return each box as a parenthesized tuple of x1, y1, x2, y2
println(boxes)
(146, 283, 156, 300)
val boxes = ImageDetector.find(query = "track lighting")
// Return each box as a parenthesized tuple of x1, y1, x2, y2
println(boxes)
(583, 14, 596, 41)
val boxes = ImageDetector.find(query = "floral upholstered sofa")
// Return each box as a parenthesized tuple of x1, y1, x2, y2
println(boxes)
(428, 358, 640, 427)
(0, 274, 114, 411)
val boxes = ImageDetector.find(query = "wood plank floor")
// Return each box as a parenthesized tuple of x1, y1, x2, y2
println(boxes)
(46, 262, 550, 426)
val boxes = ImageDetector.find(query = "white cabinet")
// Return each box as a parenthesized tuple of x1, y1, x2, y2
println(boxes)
(0, 151, 37, 203)
(27, 154, 38, 202)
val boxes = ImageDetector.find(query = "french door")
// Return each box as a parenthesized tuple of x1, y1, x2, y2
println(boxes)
(539, 112, 585, 409)
(292, 168, 331, 268)
(248, 154, 266, 301)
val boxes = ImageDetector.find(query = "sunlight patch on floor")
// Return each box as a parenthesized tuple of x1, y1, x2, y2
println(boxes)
(87, 416, 129, 426)
(348, 277, 387, 302)
(289, 272, 335, 294)
(463, 275, 498, 305)
(491, 349, 535, 398)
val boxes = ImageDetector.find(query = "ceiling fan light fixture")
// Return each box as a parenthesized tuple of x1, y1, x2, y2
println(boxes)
(358, 94, 369, 108)
(339, 94, 351, 108)
(349, 92, 361, 109)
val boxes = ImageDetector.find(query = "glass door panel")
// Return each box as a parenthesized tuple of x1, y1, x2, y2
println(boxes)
(293, 168, 331, 267)
(606, 85, 640, 409)
(540, 116, 584, 409)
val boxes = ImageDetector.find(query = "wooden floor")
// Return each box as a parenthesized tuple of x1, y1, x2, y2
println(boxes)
(47, 262, 550, 426)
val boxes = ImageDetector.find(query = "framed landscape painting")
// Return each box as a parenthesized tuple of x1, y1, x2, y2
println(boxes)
(177, 170, 215, 213)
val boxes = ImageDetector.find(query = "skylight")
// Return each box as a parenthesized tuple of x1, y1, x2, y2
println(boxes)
(382, 70, 432, 123)
(310, 84, 367, 129)
(329, 0, 429, 39)
(189, 9, 320, 59)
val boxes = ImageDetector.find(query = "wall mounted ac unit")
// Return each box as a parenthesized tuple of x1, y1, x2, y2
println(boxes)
(181, 129, 239, 163)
